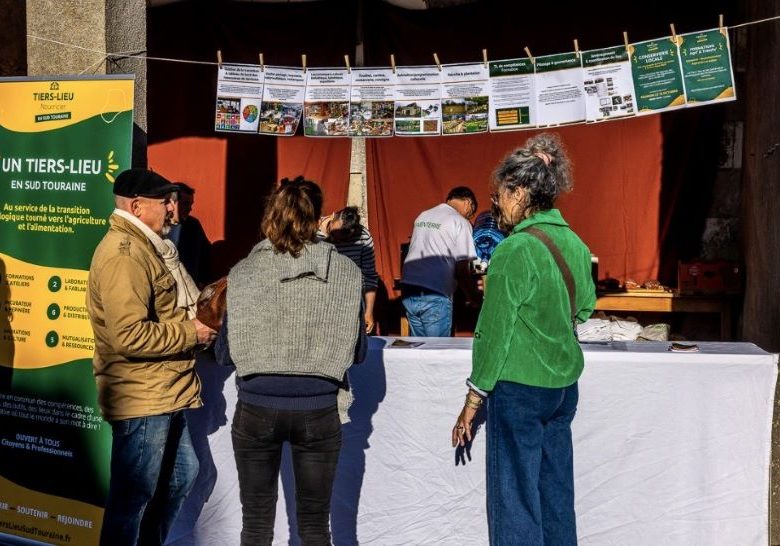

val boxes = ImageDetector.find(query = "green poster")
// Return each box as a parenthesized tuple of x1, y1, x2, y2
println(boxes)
(0, 75, 134, 546)
(680, 28, 736, 104)
(631, 38, 687, 112)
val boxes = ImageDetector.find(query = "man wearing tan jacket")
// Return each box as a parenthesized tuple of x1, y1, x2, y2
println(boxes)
(86, 169, 216, 546)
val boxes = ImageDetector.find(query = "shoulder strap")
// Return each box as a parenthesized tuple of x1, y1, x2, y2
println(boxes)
(522, 227, 577, 330)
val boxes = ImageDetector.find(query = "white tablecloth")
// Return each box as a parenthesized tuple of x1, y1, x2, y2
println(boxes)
(169, 338, 777, 545)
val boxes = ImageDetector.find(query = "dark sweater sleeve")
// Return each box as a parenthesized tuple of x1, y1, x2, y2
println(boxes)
(354, 302, 367, 364)
(214, 313, 235, 368)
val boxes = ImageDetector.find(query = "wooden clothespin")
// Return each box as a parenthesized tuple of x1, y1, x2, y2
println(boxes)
(718, 14, 726, 36)
(344, 54, 351, 73)
(670, 23, 679, 45)
(217, 50, 223, 69)
(623, 31, 631, 57)
(390, 54, 396, 74)
(259, 53, 265, 72)
(524, 46, 535, 65)
(573, 39, 580, 58)
(433, 53, 442, 71)
(301, 54, 307, 73)
(482, 48, 488, 68)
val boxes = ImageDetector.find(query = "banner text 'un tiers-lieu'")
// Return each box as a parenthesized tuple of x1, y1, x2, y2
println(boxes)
(0, 75, 133, 546)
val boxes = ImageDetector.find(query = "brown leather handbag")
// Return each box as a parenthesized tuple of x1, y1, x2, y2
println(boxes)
(196, 276, 227, 330)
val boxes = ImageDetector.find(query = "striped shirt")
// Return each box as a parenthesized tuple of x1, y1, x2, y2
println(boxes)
(324, 227, 379, 291)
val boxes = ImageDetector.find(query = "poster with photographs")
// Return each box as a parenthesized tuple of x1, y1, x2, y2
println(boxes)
(534, 52, 586, 127)
(582, 46, 637, 122)
(488, 58, 536, 131)
(631, 37, 687, 113)
(259, 67, 305, 136)
(303, 68, 351, 137)
(394, 66, 442, 136)
(215, 64, 264, 133)
(679, 28, 736, 106)
(349, 68, 396, 137)
(440, 63, 489, 135)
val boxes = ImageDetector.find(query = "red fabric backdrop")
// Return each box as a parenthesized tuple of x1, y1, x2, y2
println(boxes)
(149, 116, 662, 299)
(364, 117, 662, 296)
(276, 138, 351, 216)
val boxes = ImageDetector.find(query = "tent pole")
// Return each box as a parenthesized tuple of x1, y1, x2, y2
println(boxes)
(347, 0, 368, 225)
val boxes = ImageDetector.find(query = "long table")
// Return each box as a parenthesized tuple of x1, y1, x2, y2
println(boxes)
(595, 291, 735, 340)
(169, 338, 777, 545)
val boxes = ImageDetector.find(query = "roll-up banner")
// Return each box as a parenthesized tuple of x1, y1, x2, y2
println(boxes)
(0, 75, 134, 546)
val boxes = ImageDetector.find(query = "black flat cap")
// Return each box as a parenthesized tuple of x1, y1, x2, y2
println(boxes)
(113, 168, 178, 198)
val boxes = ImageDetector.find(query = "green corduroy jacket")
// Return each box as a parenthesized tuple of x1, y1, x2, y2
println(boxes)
(470, 208, 596, 391)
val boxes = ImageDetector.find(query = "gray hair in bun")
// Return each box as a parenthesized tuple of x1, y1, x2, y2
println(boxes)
(492, 133, 573, 219)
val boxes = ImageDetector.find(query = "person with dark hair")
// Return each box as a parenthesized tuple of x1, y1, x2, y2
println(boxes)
(214, 176, 366, 545)
(86, 169, 217, 546)
(400, 186, 479, 336)
(319, 206, 379, 333)
(168, 182, 212, 287)
(452, 134, 596, 545)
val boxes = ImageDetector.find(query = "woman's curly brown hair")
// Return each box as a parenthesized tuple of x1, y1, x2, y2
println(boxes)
(261, 176, 323, 257)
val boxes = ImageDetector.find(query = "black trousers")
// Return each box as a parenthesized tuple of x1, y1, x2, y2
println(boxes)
(231, 400, 342, 546)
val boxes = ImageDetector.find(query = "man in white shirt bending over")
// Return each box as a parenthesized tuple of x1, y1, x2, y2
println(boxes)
(401, 186, 479, 337)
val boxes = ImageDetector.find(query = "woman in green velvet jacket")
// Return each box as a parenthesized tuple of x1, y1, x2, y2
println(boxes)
(452, 133, 596, 545)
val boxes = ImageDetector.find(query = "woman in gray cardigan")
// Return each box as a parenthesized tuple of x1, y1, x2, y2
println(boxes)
(215, 177, 365, 546)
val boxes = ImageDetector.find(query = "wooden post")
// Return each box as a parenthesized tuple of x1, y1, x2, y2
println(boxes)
(347, 0, 368, 225)
(743, 2, 780, 543)
(742, 0, 780, 351)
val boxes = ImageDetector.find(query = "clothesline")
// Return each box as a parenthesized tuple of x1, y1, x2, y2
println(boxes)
(25, 13, 780, 70)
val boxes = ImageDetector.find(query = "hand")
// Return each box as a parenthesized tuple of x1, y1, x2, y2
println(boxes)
(318, 213, 334, 234)
(192, 319, 217, 345)
(452, 405, 478, 447)
(364, 311, 375, 334)
(476, 277, 485, 293)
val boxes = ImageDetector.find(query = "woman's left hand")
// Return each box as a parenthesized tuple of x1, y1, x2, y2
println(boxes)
(318, 213, 334, 234)
(452, 405, 478, 447)
(364, 311, 375, 334)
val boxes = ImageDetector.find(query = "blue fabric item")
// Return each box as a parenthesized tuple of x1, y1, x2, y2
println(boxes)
(101, 411, 199, 546)
(486, 381, 579, 546)
(401, 292, 453, 337)
(215, 314, 340, 410)
(472, 211, 506, 263)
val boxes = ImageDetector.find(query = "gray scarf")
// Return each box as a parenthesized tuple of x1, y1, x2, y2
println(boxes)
(113, 209, 200, 318)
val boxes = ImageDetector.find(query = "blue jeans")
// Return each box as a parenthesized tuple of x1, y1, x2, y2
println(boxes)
(100, 411, 199, 546)
(402, 293, 452, 337)
(487, 381, 579, 546)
